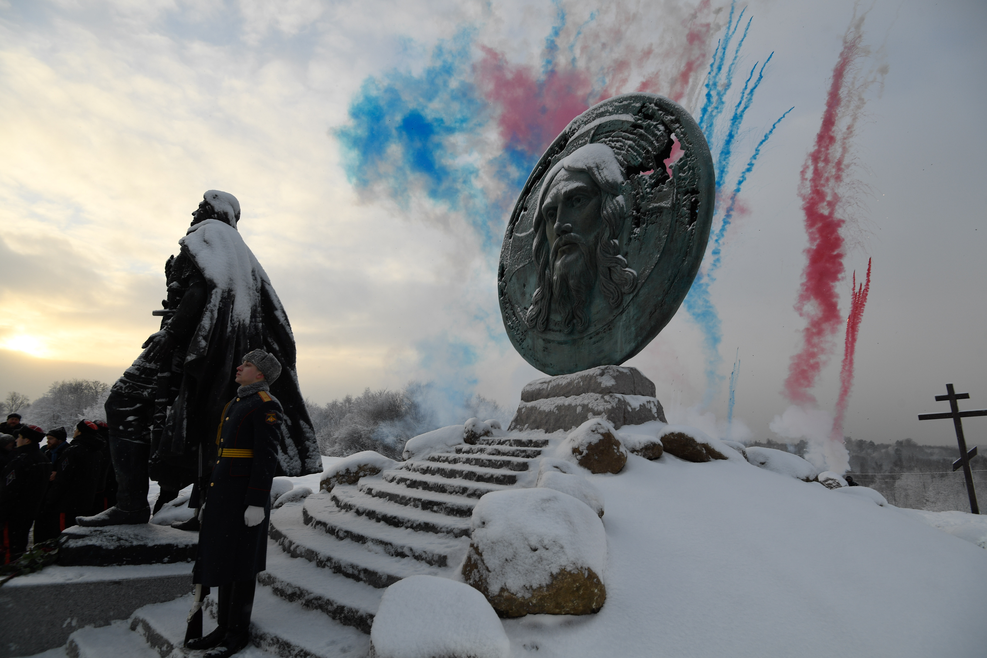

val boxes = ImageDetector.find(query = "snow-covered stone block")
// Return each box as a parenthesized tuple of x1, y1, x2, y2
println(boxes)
(537, 460, 605, 517)
(462, 488, 607, 617)
(556, 418, 627, 474)
(509, 366, 666, 433)
(658, 425, 727, 463)
(320, 451, 396, 492)
(270, 476, 294, 502)
(402, 425, 464, 461)
(745, 447, 819, 481)
(370, 575, 509, 658)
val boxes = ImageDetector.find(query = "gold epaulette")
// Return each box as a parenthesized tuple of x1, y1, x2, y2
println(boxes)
(258, 391, 272, 402)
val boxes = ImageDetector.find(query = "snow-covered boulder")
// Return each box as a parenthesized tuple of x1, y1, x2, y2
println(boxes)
(320, 451, 396, 492)
(745, 446, 819, 481)
(464, 417, 495, 445)
(462, 488, 607, 617)
(537, 459, 605, 517)
(402, 425, 464, 461)
(619, 430, 665, 461)
(274, 486, 313, 509)
(658, 425, 727, 463)
(834, 486, 888, 507)
(816, 471, 848, 489)
(557, 418, 627, 474)
(370, 575, 509, 658)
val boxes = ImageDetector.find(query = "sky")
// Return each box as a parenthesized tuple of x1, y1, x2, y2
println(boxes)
(0, 0, 985, 451)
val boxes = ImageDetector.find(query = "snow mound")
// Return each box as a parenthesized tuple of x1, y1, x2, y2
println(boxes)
(402, 425, 463, 461)
(537, 459, 605, 517)
(270, 477, 294, 502)
(274, 486, 312, 509)
(370, 575, 509, 658)
(897, 508, 987, 549)
(746, 446, 819, 480)
(467, 488, 607, 595)
(834, 485, 888, 507)
(816, 470, 848, 489)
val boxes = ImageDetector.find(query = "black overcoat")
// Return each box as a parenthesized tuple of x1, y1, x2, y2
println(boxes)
(193, 387, 281, 587)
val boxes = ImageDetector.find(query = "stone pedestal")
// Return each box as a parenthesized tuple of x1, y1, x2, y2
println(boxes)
(58, 523, 198, 566)
(509, 365, 666, 433)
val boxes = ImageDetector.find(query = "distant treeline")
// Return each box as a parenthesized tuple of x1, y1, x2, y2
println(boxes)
(749, 437, 987, 512)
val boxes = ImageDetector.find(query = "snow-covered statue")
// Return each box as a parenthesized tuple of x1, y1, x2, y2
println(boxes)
(498, 94, 715, 375)
(79, 190, 322, 527)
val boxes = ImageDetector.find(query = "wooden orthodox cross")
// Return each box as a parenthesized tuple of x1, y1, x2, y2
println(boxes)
(917, 383, 985, 514)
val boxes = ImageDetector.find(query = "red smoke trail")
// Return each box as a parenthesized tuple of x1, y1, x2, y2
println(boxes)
(831, 258, 871, 442)
(783, 12, 880, 405)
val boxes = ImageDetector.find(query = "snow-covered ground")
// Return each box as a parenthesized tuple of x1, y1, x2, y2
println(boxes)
(16, 440, 987, 658)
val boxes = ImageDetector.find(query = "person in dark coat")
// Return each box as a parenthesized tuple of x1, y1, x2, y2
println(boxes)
(186, 350, 283, 657)
(0, 424, 51, 563)
(35, 422, 105, 542)
(2, 414, 23, 438)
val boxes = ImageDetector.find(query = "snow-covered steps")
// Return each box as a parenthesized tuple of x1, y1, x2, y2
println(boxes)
(259, 541, 382, 633)
(302, 493, 467, 567)
(358, 478, 480, 518)
(474, 436, 550, 449)
(382, 468, 514, 498)
(67, 620, 162, 658)
(401, 459, 523, 485)
(270, 503, 445, 588)
(455, 443, 545, 458)
(330, 484, 472, 537)
(424, 452, 533, 471)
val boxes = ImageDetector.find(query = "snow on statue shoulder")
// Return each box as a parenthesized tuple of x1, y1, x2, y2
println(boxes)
(498, 93, 714, 375)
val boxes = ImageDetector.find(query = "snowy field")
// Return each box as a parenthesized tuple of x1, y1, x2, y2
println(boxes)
(14, 443, 987, 658)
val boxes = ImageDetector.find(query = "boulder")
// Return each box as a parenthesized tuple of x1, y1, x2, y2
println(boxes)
(620, 431, 665, 461)
(558, 419, 627, 474)
(464, 417, 495, 445)
(320, 451, 397, 492)
(659, 430, 727, 463)
(462, 489, 607, 618)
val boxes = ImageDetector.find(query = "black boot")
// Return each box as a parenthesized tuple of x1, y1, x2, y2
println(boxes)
(186, 584, 230, 650)
(204, 579, 255, 657)
(77, 438, 150, 527)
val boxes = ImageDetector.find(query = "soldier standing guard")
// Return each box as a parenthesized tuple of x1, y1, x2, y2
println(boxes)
(186, 350, 283, 657)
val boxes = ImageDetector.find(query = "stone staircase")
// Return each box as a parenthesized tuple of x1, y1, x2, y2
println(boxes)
(259, 434, 548, 641)
(54, 433, 549, 658)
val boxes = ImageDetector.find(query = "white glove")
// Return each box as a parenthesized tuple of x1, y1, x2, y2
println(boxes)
(244, 505, 266, 527)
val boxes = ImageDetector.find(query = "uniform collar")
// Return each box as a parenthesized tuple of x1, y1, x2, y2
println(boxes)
(237, 381, 270, 398)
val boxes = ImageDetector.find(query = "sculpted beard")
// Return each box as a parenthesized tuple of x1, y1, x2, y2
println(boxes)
(550, 234, 596, 333)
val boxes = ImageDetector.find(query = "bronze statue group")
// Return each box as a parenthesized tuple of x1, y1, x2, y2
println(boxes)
(0, 191, 320, 658)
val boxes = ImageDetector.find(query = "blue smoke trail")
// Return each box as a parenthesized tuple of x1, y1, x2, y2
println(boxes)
(543, 0, 567, 75)
(334, 30, 502, 248)
(727, 348, 740, 437)
(685, 2, 789, 410)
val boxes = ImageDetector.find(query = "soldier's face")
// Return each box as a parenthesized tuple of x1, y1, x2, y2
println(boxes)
(235, 361, 265, 385)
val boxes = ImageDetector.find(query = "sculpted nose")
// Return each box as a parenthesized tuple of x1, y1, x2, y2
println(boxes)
(554, 220, 572, 236)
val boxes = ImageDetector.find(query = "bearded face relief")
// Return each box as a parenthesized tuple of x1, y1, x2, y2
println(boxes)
(526, 144, 638, 334)
(499, 94, 715, 375)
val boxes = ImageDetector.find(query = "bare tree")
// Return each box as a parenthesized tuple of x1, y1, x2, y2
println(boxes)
(22, 379, 110, 430)
(0, 391, 31, 417)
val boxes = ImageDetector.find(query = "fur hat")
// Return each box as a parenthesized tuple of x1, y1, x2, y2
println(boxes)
(6, 413, 21, 421)
(46, 427, 67, 442)
(76, 420, 98, 435)
(18, 424, 45, 443)
(242, 349, 281, 384)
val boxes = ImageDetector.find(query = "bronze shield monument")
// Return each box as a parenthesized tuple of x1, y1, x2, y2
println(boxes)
(498, 94, 715, 375)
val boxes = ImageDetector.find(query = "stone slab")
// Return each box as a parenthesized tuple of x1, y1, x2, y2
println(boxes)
(510, 393, 665, 433)
(0, 563, 191, 658)
(520, 365, 656, 402)
(59, 523, 199, 567)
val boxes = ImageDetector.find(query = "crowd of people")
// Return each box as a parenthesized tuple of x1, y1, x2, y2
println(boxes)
(0, 412, 117, 563)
